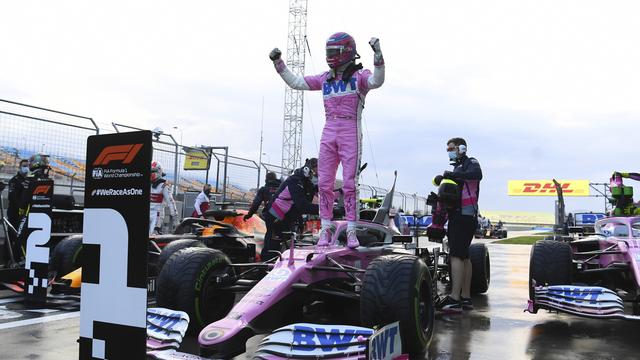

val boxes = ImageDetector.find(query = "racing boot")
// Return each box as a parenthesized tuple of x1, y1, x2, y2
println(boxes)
(317, 228, 332, 246)
(346, 229, 360, 248)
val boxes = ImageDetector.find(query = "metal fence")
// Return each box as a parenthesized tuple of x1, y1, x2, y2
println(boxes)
(0, 99, 429, 214)
(0, 99, 98, 197)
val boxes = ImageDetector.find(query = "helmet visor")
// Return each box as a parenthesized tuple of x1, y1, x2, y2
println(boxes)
(326, 46, 343, 58)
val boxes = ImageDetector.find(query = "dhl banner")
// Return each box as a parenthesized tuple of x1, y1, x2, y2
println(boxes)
(183, 148, 209, 170)
(507, 180, 590, 197)
(482, 211, 555, 225)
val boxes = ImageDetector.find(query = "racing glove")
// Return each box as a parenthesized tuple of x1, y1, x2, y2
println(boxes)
(369, 37, 384, 66)
(269, 48, 282, 61)
(426, 226, 446, 242)
(426, 192, 439, 206)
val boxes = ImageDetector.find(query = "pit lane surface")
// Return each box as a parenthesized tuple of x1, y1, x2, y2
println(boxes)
(1, 242, 639, 359)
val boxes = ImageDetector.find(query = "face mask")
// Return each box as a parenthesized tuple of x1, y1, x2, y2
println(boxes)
(20, 166, 29, 175)
(204, 190, 211, 196)
(448, 151, 458, 161)
(311, 176, 318, 185)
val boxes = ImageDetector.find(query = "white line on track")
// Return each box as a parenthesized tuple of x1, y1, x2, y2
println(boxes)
(26, 308, 59, 314)
(0, 297, 22, 305)
(0, 311, 80, 330)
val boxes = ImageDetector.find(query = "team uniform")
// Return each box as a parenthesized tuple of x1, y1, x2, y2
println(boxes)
(192, 190, 211, 218)
(262, 166, 318, 261)
(272, 32, 384, 248)
(149, 179, 177, 235)
(246, 179, 282, 219)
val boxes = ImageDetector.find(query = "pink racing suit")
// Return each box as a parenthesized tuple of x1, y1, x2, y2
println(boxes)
(273, 59, 385, 221)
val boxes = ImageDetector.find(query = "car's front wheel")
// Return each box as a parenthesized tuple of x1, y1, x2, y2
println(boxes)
(360, 254, 435, 355)
(156, 247, 235, 333)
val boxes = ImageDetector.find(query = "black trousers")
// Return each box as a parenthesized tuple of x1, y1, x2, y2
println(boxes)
(447, 213, 478, 259)
(261, 212, 293, 261)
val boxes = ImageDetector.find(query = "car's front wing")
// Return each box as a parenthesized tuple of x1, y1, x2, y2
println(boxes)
(526, 285, 640, 321)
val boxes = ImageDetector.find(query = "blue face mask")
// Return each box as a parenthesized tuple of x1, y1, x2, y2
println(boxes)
(20, 166, 29, 175)
(448, 151, 458, 161)
(311, 176, 318, 186)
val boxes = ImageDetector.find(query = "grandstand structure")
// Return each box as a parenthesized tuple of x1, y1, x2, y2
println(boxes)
(0, 145, 255, 202)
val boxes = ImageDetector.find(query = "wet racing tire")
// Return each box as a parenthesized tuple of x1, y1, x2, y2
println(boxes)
(361, 254, 435, 355)
(469, 243, 490, 294)
(51, 235, 83, 277)
(156, 247, 235, 333)
(157, 239, 206, 273)
(529, 240, 572, 300)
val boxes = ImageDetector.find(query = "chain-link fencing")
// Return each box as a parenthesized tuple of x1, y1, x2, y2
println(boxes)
(0, 99, 429, 215)
(0, 99, 98, 196)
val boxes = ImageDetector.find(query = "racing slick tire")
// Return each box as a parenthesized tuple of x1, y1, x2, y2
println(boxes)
(157, 239, 206, 273)
(50, 235, 83, 277)
(469, 243, 490, 294)
(156, 247, 235, 333)
(529, 240, 572, 300)
(361, 254, 435, 355)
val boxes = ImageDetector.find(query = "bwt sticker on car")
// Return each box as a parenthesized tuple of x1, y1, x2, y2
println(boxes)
(291, 325, 364, 352)
(257, 324, 374, 357)
(265, 268, 292, 281)
(368, 322, 402, 360)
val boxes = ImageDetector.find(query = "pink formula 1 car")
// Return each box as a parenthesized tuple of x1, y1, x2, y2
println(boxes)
(527, 216, 640, 320)
(155, 173, 437, 358)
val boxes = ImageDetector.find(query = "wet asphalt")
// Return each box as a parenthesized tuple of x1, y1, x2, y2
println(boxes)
(1, 243, 640, 359)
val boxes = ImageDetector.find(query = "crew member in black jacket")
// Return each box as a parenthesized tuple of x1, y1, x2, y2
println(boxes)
(244, 171, 281, 221)
(261, 159, 319, 260)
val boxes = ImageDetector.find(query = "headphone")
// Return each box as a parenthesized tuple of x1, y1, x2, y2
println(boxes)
(302, 158, 318, 178)
(458, 144, 467, 154)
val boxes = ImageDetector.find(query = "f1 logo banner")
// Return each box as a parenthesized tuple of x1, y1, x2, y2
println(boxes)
(18, 178, 54, 302)
(79, 131, 151, 360)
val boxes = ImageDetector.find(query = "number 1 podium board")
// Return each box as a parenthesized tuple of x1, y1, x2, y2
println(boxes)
(79, 131, 151, 359)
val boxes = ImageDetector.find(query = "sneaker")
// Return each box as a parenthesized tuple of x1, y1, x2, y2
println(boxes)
(346, 229, 360, 248)
(461, 297, 474, 310)
(436, 296, 462, 313)
(317, 228, 332, 246)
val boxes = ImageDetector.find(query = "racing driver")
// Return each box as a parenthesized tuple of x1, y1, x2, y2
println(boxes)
(270, 32, 385, 248)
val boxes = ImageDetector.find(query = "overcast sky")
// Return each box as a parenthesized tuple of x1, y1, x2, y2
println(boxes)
(1, 0, 639, 213)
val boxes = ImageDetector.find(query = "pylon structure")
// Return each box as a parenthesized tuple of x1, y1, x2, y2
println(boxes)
(281, 0, 308, 173)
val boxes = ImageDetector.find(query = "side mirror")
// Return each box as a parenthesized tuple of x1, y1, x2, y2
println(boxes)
(392, 235, 412, 243)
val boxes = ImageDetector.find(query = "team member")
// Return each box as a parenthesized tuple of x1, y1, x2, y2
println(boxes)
(261, 158, 319, 261)
(431, 138, 483, 312)
(7, 159, 30, 249)
(192, 184, 212, 218)
(270, 32, 385, 248)
(149, 161, 177, 235)
(244, 172, 281, 221)
(13, 154, 50, 255)
(7, 159, 29, 254)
